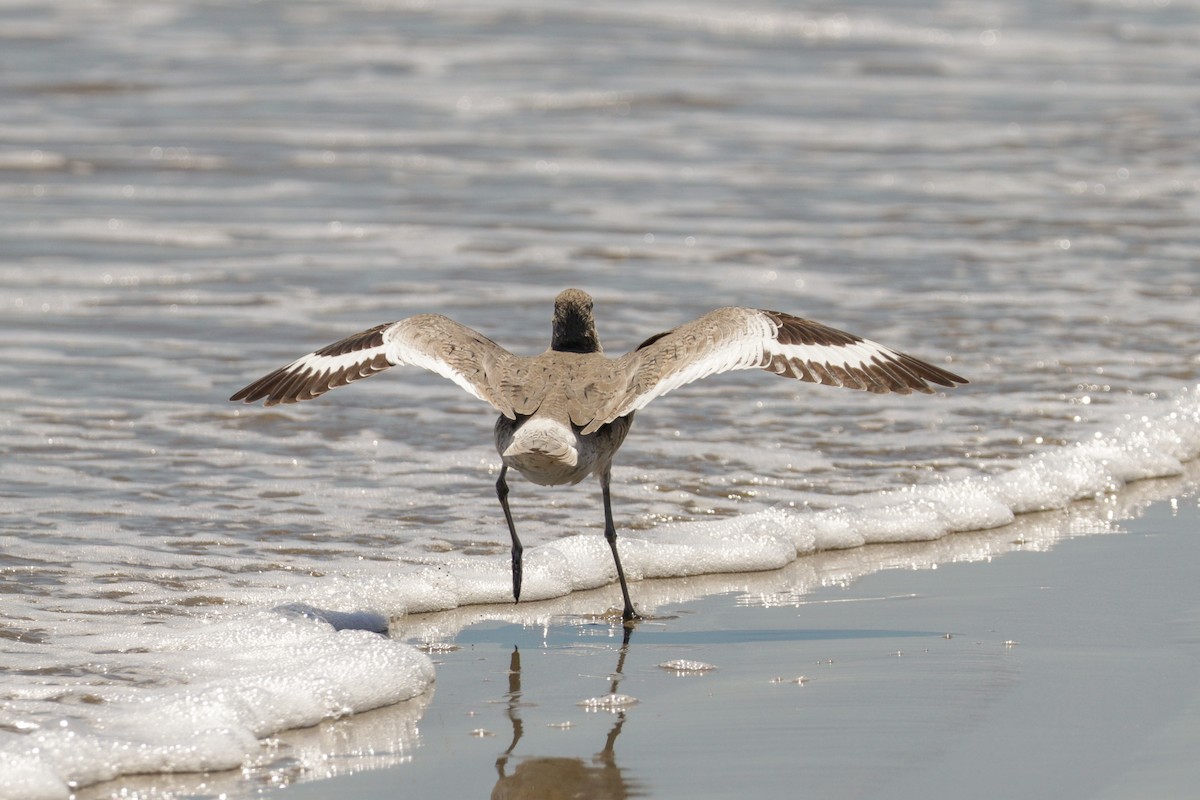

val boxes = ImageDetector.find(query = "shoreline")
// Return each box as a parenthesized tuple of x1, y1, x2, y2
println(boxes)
(76, 460, 1200, 799)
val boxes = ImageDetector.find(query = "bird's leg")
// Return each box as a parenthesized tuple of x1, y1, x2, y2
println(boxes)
(600, 466, 640, 622)
(496, 466, 523, 603)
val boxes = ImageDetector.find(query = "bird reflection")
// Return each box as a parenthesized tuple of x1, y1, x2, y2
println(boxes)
(492, 627, 640, 800)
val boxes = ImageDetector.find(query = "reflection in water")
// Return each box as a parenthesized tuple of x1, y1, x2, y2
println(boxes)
(492, 631, 641, 800)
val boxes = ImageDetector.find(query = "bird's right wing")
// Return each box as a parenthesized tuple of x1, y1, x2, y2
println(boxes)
(229, 314, 521, 417)
(581, 307, 966, 434)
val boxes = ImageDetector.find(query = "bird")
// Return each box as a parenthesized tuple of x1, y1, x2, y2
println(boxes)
(230, 288, 967, 621)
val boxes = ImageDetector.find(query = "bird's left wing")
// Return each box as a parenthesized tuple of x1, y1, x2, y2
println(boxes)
(581, 307, 966, 434)
(229, 314, 520, 417)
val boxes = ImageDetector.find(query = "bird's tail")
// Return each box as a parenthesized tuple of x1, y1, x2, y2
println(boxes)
(500, 418, 578, 466)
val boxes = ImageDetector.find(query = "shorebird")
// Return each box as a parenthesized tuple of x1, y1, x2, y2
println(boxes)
(231, 288, 966, 621)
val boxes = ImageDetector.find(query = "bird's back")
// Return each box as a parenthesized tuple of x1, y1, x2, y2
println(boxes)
(497, 350, 630, 430)
(493, 350, 634, 486)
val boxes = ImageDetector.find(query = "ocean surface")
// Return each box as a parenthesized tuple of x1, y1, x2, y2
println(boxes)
(2, 0, 1199, 796)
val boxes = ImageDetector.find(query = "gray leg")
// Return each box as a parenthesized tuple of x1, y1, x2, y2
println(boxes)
(600, 466, 639, 622)
(496, 466, 523, 603)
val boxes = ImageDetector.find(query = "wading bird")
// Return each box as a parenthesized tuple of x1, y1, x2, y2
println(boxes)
(231, 288, 966, 621)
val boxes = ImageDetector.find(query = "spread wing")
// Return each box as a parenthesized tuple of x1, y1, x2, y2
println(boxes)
(229, 314, 520, 416)
(581, 307, 967, 434)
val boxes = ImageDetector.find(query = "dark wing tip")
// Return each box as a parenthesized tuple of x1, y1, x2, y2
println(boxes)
(897, 353, 968, 389)
(764, 310, 968, 394)
(229, 367, 307, 405)
(229, 323, 397, 406)
(229, 379, 267, 404)
(229, 380, 275, 404)
(870, 352, 968, 394)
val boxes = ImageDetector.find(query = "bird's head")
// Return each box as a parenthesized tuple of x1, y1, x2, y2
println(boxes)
(551, 288, 601, 353)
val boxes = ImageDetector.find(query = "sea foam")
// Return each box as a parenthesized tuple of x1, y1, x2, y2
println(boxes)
(0, 613, 433, 800)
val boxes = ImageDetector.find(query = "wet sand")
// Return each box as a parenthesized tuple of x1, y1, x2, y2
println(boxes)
(245, 463, 1200, 800)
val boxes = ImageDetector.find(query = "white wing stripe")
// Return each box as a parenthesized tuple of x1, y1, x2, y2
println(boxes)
(768, 338, 916, 388)
(287, 349, 389, 378)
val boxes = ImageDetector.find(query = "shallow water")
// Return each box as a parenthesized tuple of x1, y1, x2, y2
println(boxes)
(2, 0, 1200, 796)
